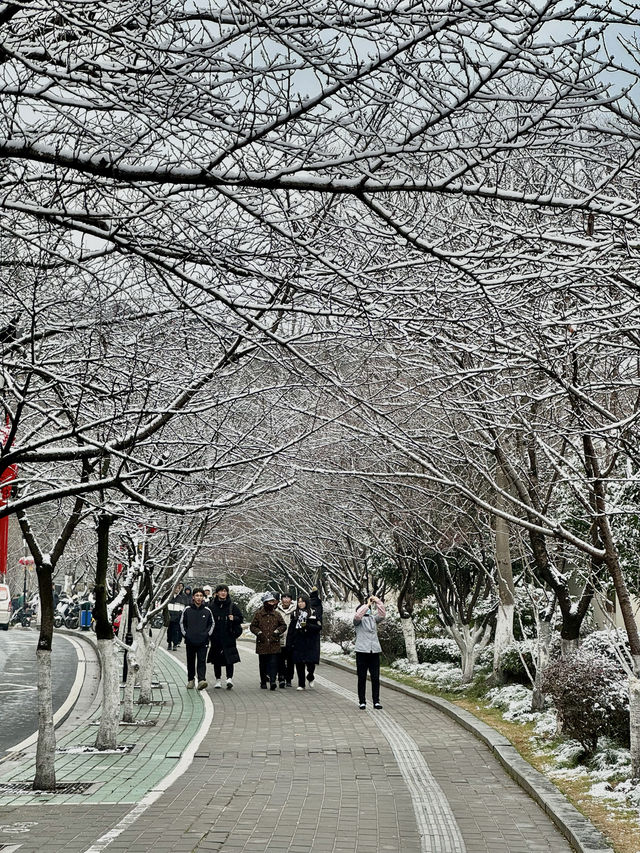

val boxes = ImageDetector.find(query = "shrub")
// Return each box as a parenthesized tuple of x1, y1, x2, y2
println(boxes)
(580, 629, 630, 676)
(498, 641, 537, 685)
(377, 617, 405, 664)
(228, 585, 256, 618)
(416, 637, 460, 665)
(542, 649, 629, 754)
(327, 617, 355, 653)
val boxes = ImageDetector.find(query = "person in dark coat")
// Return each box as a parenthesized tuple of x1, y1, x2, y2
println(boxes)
(286, 594, 322, 690)
(250, 592, 287, 690)
(165, 582, 188, 651)
(180, 588, 214, 690)
(207, 584, 244, 689)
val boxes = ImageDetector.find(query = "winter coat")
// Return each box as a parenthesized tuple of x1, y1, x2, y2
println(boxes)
(276, 601, 296, 646)
(286, 604, 322, 664)
(353, 601, 386, 653)
(181, 601, 214, 646)
(207, 596, 243, 665)
(165, 591, 188, 624)
(250, 606, 286, 654)
(309, 588, 323, 620)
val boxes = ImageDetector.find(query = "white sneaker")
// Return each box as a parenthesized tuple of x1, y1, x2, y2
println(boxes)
(296, 686, 305, 690)
(226, 678, 233, 690)
(214, 680, 222, 689)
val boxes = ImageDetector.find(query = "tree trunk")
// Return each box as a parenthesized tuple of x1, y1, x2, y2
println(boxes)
(399, 615, 418, 664)
(449, 623, 490, 684)
(531, 616, 552, 712)
(33, 649, 56, 790)
(560, 636, 579, 657)
(136, 626, 157, 704)
(121, 614, 139, 722)
(493, 469, 515, 678)
(32, 557, 56, 790)
(94, 638, 120, 750)
(493, 602, 514, 680)
(630, 676, 640, 780)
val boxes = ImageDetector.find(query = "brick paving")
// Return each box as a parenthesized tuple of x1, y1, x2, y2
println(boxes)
(0, 641, 600, 853)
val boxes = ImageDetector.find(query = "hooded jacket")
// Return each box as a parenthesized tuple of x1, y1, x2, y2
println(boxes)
(276, 600, 296, 646)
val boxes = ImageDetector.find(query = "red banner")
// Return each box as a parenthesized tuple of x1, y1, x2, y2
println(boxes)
(0, 418, 17, 576)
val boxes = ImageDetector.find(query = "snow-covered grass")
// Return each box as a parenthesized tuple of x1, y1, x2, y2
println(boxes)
(390, 658, 465, 690)
(392, 666, 640, 846)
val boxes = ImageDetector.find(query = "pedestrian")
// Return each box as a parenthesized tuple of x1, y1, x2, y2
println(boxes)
(286, 594, 322, 690)
(353, 595, 386, 710)
(202, 585, 213, 603)
(184, 585, 192, 599)
(165, 582, 188, 651)
(276, 592, 296, 688)
(250, 592, 287, 690)
(180, 588, 214, 690)
(207, 584, 244, 689)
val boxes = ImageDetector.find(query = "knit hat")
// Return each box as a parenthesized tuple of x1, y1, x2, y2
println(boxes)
(261, 591, 277, 603)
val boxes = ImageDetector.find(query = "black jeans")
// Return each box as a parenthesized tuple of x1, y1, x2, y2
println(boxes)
(356, 652, 380, 704)
(278, 648, 294, 683)
(167, 621, 182, 647)
(185, 641, 208, 681)
(295, 661, 316, 688)
(258, 653, 279, 685)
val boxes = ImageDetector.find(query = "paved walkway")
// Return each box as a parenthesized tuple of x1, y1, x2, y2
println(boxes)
(0, 639, 612, 853)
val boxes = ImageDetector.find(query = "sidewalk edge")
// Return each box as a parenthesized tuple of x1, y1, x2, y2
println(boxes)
(321, 655, 614, 853)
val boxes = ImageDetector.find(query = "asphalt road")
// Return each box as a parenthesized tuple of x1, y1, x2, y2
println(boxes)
(0, 629, 79, 755)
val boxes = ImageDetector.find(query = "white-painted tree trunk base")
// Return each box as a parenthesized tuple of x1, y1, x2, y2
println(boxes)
(137, 628, 155, 704)
(532, 619, 552, 712)
(493, 603, 515, 674)
(629, 675, 640, 779)
(400, 616, 418, 665)
(95, 638, 120, 750)
(448, 622, 491, 684)
(33, 649, 56, 790)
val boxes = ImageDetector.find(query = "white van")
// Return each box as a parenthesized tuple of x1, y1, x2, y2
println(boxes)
(0, 583, 11, 629)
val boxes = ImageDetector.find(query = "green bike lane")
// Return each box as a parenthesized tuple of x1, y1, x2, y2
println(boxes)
(0, 641, 210, 814)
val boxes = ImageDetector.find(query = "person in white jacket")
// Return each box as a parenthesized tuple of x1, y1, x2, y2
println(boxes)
(353, 595, 386, 710)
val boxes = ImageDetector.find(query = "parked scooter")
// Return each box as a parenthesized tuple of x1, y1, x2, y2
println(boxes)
(54, 596, 71, 628)
(54, 595, 81, 629)
(10, 603, 33, 628)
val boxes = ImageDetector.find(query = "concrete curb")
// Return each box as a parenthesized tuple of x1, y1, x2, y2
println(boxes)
(321, 655, 614, 853)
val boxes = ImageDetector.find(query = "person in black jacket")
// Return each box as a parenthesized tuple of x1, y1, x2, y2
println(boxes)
(286, 594, 322, 690)
(165, 582, 188, 651)
(207, 585, 244, 689)
(180, 588, 214, 690)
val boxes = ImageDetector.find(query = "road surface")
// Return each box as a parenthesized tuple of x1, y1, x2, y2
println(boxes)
(0, 628, 79, 755)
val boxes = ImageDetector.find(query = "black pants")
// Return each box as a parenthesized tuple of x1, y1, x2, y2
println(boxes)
(185, 641, 208, 681)
(167, 621, 182, 648)
(356, 652, 380, 704)
(213, 661, 234, 679)
(278, 648, 294, 683)
(295, 661, 316, 688)
(258, 653, 279, 685)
